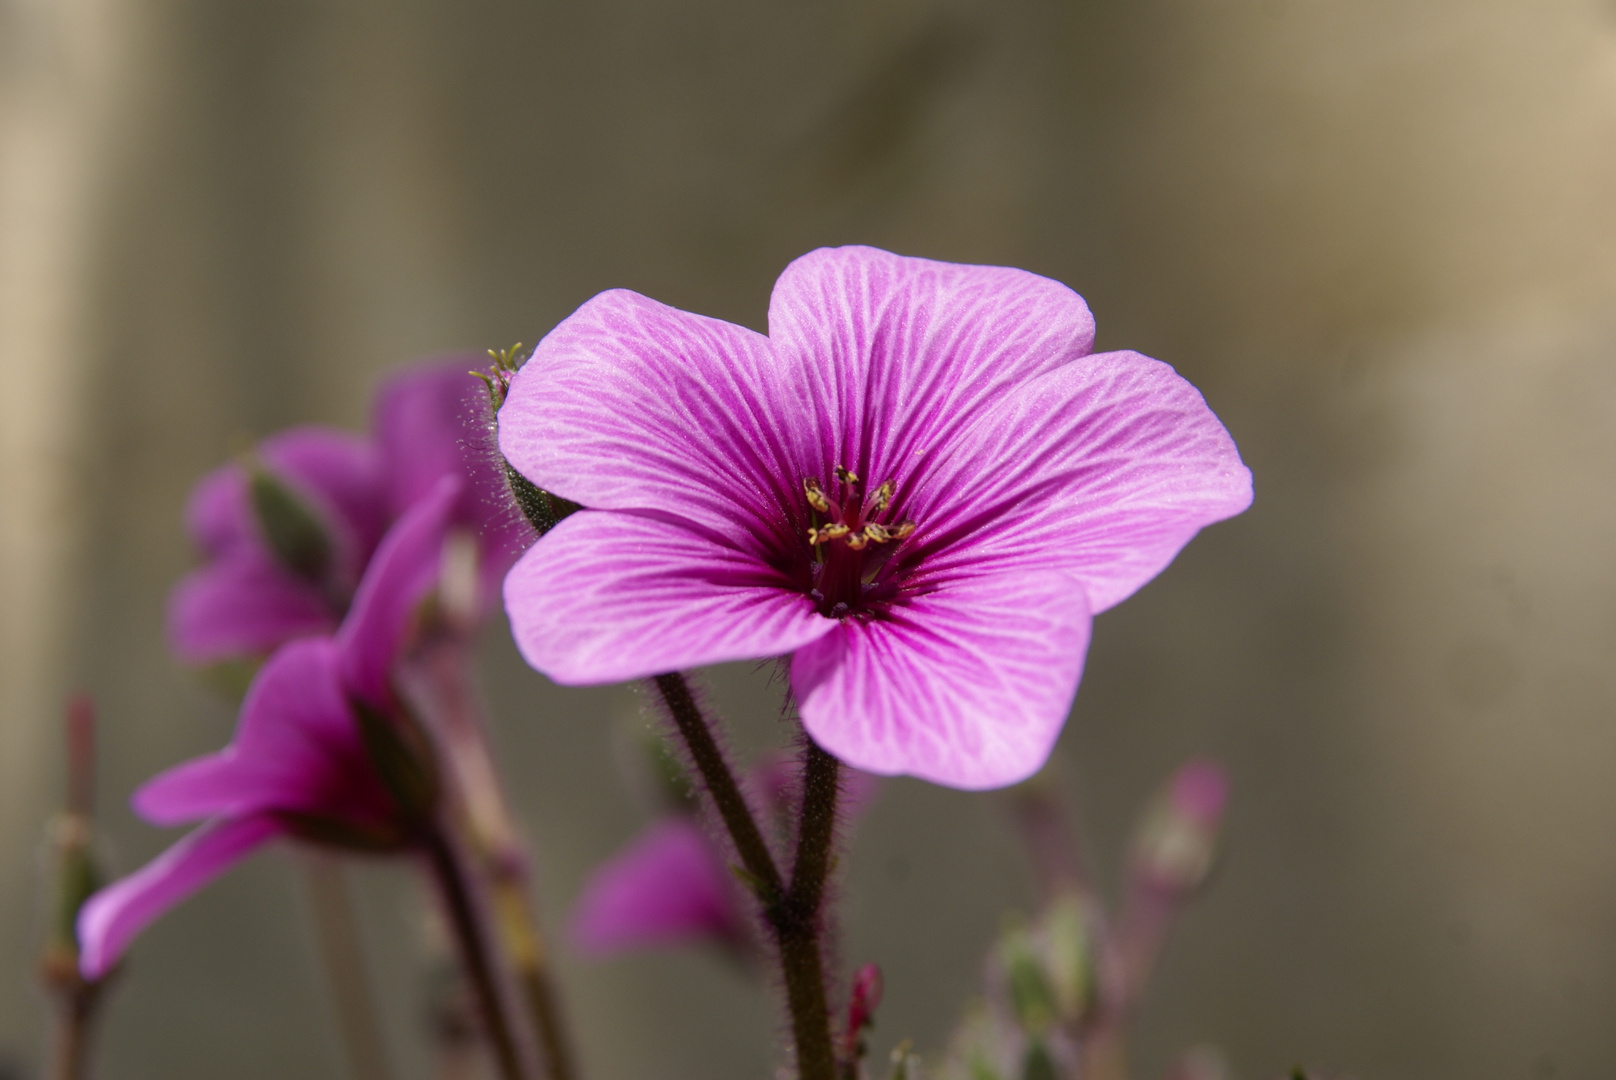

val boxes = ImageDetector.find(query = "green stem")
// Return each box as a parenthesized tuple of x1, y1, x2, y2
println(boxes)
(425, 832, 528, 1080)
(778, 739, 840, 1080)
(650, 674, 839, 1080)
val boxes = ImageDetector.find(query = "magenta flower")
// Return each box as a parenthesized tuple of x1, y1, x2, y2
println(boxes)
(77, 481, 461, 979)
(499, 246, 1252, 789)
(570, 762, 878, 957)
(170, 361, 527, 667)
(571, 818, 746, 956)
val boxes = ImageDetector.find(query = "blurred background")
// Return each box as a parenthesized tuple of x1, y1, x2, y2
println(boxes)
(4, 0, 1616, 1077)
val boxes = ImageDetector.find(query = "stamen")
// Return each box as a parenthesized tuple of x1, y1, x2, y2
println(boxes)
(834, 466, 859, 488)
(808, 523, 851, 544)
(804, 478, 830, 513)
(867, 480, 895, 516)
(891, 521, 916, 540)
(863, 523, 892, 544)
(845, 531, 868, 551)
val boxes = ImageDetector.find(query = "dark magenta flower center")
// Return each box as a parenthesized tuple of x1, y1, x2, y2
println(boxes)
(802, 468, 916, 619)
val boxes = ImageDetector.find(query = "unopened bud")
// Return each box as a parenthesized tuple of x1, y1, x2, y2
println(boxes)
(352, 697, 440, 828)
(841, 963, 883, 1065)
(248, 466, 334, 583)
(1130, 759, 1228, 894)
(999, 924, 1057, 1034)
(1036, 894, 1097, 1024)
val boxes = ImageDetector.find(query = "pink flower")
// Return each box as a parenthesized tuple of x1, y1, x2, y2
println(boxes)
(77, 481, 461, 979)
(570, 818, 746, 956)
(570, 761, 878, 957)
(500, 246, 1252, 789)
(169, 361, 528, 667)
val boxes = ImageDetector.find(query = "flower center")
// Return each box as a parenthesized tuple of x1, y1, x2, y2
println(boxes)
(803, 468, 916, 618)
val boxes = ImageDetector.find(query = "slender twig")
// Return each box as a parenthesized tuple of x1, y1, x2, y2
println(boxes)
(425, 831, 528, 1080)
(403, 642, 575, 1080)
(300, 854, 395, 1080)
(651, 673, 840, 1080)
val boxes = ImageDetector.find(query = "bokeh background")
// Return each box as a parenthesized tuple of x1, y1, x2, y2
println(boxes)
(4, 1, 1616, 1077)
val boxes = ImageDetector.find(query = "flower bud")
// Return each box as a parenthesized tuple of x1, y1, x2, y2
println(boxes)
(1129, 759, 1229, 895)
(352, 697, 441, 828)
(999, 923, 1058, 1035)
(248, 465, 335, 583)
(842, 963, 884, 1065)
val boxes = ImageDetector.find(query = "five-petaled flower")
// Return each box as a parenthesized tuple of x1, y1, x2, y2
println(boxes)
(169, 361, 529, 671)
(499, 246, 1252, 789)
(77, 481, 460, 979)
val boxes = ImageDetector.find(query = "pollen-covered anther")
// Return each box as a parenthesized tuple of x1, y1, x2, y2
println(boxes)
(845, 532, 869, 551)
(862, 523, 892, 544)
(891, 521, 916, 540)
(834, 466, 859, 487)
(808, 523, 851, 545)
(804, 478, 831, 513)
(866, 480, 895, 516)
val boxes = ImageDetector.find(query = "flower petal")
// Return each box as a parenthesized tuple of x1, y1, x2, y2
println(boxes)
(907, 350, 1253, 613)
(136, 639, 379, 825)
(338, 477, 461, 706)
(498, 289, 813, 547)
(570, 818, 742, 956)
(792, 569, 1092, 790)
(503, 511, 835, 684)
(77, 814, 281, 979)
(765, 245, 1097, 488)
(166, 554, 336, 665)
(374, 360, 531, 588)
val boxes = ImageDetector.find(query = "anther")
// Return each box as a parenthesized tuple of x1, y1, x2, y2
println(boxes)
(808, 523, 850, 544)
(834, 466, 859, 488)
(804, 478, 830, 513)
(863, 523, 892, 544)
(845, 532, 869, 551)
(867, 480, 895, 515)
(892, 521, 916, 540)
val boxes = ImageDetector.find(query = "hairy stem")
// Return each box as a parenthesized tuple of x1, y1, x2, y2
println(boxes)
(404, 642, 575, 1080)
(426, 831, 528, 1080)
(652, 673, 783, 896)
(779, 739, 841, 1080)
(651, 674, 840, 1080)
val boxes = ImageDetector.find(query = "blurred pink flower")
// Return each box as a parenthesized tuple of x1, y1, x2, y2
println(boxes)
(500, 245, 1252, 789)
(571, 762, 878, 957)
(169, 361, 528, 667)
(78, 481, 460, 978)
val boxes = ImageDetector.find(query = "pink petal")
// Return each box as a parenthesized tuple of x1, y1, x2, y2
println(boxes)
(792, 569, 1092, 790)
(503, 511, 835, 685)
(166, 554, 335, 665)
(909, 349, 1254, 614)
(765, 245, 1097, 489)
(338, 477, 461, 707)
(136, 639, 380, 825)
(374, 361, 531, 584)
(498, 289, 815, 548)
(570, 818, 742, 956)
(77, 814, 281, 979)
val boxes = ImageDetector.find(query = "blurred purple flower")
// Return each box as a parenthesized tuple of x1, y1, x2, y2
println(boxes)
(499, 246, 1252, 789)
(571, 818, 744, 956)
(571, 762, 878, 957)
(78, 481, 460, 979)
(169, 360, 528, 667)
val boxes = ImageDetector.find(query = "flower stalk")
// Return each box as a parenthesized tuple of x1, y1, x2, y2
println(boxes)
(403, 637, 575, 1080)
(425, 829, 529, 1080)
(651, 673, 840, 1080)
